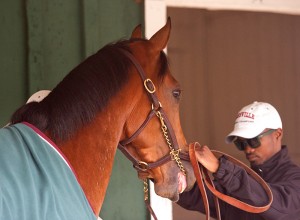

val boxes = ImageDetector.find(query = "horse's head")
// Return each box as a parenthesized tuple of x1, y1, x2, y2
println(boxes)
(119, 18, 196, 202)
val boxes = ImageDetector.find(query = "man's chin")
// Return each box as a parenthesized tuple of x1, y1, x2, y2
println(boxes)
(249, 159, 263, 166)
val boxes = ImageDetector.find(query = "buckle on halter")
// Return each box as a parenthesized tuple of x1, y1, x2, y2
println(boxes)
(151, 101, 162, 111)
(144, 79, 156, 94)
(136, 161, 149, 171)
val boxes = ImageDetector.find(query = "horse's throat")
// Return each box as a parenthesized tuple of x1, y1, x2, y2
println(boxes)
(59, 119, 123, 215)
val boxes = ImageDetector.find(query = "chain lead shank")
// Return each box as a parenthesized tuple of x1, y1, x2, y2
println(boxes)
(155, 110, 186, 175)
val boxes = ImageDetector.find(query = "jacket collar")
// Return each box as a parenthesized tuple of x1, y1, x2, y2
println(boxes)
(251, 145, 289, 179)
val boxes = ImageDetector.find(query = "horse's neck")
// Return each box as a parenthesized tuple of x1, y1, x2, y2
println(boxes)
(58, 80, 140, 215)
(60, 109, 126, 215)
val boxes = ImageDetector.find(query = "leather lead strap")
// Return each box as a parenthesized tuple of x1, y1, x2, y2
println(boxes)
(145, 200, 158, 220)
(189, 142, 273, 220)
(189, 143, 211, 220)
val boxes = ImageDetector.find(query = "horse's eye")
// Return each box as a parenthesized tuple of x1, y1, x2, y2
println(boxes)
(173, 89, 182, 99)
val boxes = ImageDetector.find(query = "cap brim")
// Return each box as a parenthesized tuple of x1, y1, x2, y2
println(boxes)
(225, 127, 264, 144)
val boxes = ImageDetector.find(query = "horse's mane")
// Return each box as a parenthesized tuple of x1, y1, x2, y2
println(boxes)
(10, 39, 169, 143)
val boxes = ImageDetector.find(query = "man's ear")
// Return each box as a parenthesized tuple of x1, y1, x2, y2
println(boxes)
(275, 128, 283, 140)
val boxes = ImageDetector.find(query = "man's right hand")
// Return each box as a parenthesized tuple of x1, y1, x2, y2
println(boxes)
(192, 142, 220, 173)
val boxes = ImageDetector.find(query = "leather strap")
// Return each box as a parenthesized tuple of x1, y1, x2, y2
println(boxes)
(145, 200, 158, 220)
(189, 142, 273, 220)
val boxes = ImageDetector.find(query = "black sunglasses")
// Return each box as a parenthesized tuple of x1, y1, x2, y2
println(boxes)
(233, 129, 276, 151)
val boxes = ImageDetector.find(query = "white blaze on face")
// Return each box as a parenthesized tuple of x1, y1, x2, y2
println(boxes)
(177, 172, 187, 194)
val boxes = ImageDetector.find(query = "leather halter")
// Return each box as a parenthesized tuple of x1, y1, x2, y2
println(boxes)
(117, 48, 190, 220)
(117, 49, 188, 174)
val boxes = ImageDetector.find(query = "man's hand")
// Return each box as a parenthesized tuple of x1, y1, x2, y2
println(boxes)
(193, 143, 220, 173)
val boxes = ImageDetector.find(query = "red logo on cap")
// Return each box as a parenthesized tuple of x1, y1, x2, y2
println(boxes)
(237, 112, 255, 119)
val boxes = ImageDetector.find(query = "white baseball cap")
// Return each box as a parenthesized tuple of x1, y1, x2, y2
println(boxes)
(226, 101, 282, 143)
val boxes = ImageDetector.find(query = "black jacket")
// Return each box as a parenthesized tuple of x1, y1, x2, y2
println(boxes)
(177, 146, 300, 220)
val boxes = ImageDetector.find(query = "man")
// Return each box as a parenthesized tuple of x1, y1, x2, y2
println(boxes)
(177, 101, 300, 219)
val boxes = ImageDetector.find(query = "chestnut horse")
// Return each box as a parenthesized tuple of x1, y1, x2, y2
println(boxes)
(1, 18, 195, 219)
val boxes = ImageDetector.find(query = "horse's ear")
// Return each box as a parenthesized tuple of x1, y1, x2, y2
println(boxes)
(131, 24, 143, 39)
(149, 17, 171, 52)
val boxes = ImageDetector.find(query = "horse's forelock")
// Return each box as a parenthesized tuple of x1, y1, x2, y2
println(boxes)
(158, 51, 169, 81)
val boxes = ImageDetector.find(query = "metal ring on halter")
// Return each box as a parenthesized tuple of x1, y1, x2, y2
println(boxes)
(144, 79, 156, 93)
(151, 101, 162, 110)
(136, 161, 149, 172)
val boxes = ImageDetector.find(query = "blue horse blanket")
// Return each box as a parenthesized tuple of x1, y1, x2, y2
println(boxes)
(0, 122, 97, 220)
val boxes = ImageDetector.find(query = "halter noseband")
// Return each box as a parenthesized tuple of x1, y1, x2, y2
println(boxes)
(117, 49, 189, 174)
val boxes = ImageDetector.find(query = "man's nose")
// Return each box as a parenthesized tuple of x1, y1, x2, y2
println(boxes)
(244, 145, 254, 154)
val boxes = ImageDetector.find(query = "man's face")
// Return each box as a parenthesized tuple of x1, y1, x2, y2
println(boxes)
(237, 129, 282, 166)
